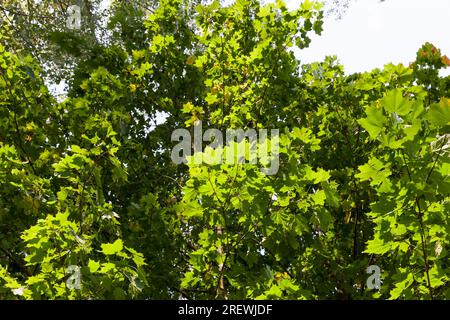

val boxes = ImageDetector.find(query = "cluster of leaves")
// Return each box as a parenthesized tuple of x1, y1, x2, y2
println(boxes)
(0, 0, 449, 300)
(0, 34, 147, 298)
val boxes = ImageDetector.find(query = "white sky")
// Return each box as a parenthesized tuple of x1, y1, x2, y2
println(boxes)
(286, 0, 450, 76)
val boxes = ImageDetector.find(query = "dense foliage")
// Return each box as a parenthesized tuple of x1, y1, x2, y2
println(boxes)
(0, 0, 449, 300)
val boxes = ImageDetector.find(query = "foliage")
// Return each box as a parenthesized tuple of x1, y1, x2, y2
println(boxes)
(0, 0, 449, 300)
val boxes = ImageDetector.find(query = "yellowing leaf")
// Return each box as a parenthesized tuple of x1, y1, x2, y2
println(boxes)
(186, 55, 196, 65)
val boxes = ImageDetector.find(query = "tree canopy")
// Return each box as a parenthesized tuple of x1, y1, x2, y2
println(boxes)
(0, 0, 449, 300)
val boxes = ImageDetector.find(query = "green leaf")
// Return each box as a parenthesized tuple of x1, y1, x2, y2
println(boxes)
(316, 209, 333, 231)
(57, 189, 68, 202)
(429, 265, 447, 288)
(427, 98, 450, 128)
(390, 273, 414, 299)
(365, 237, 393, 255)
(322, 182, 340, 208)
(358, 105, 386, 139)
(101, 239, 124, 255)
(70, 145, 88, 155)
(311, 190, 326, 205)
(205, 93, 219, 105)
(304, 167, 330, 183)
(88, 260, 100, 273)
(381, 89, 413, 116)
(356, 157, 391, 186)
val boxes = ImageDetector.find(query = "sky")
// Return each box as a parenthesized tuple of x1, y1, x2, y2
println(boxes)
(286, 0, 450, 76)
